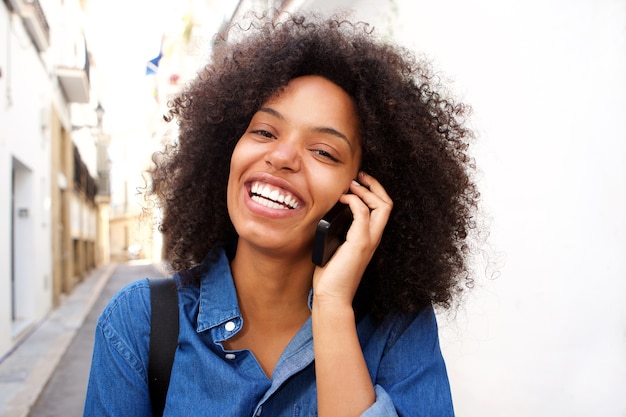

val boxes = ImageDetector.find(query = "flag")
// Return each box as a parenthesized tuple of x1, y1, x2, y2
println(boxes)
(146, 50, 162, 75)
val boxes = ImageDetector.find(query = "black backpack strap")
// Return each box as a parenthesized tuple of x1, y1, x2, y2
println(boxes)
(148, 278, 179, 417)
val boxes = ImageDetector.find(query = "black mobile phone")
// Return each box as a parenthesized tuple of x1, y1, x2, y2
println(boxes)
(312, 202, 353, 267)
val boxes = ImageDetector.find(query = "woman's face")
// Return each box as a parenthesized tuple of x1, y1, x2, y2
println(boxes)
(227, 75, 362, 258)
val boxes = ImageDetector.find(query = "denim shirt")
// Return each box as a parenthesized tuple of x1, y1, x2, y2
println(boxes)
(84, 248, 454, 416)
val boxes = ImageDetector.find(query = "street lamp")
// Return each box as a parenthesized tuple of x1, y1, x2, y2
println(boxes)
(95, 101, 105, 129)
(94, 102, 110, 197)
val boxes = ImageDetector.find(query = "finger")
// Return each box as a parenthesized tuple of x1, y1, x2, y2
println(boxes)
(355, 172, 393, 206)
(343, 185, 392, 244)
(348, 176, 393, 221)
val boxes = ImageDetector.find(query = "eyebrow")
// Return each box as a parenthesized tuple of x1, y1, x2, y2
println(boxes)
(258, 107, 354, 150)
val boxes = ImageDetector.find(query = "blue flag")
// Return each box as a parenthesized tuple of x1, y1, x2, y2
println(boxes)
(146, 50, 163, 75)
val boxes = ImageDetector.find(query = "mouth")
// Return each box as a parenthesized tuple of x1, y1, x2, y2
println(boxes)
(249, 181, 301, 210)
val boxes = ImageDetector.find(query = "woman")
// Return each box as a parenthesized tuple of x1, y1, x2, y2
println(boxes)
(84, 12, 479, 417)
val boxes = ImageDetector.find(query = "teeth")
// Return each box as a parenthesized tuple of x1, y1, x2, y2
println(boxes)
(250, 182, 299, 209)
(252, 195, 288, 209)
(269, 189, 279, 202)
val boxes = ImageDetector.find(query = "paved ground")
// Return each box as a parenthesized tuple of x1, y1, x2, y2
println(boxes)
(28, 262, 163, 417)
(0, 261, 166, 417)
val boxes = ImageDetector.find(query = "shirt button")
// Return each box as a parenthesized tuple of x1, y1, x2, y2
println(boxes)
(225, 353, 236, 360)
(256, 406, 262, 416)
(225, 321, 236, 332)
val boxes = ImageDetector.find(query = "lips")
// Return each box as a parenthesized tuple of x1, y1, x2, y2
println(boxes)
(250, 181, 301, 210)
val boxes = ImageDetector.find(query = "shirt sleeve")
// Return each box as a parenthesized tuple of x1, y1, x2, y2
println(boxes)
(359, 385, 400, 416)
(360, 305, 455, 417)
(83, 279, 154, 417)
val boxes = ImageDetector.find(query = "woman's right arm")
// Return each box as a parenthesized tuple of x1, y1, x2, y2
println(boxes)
(83, 280, 153, 417)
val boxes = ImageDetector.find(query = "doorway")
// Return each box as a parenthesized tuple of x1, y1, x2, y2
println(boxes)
(11, 157, 35, 337)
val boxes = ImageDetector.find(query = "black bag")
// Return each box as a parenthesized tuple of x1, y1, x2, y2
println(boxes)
(148, 278, 179, 417)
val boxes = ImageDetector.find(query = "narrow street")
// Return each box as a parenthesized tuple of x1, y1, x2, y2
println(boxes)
(28, 262, 165, 417)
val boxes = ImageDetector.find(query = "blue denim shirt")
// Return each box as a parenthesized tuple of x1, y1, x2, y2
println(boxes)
(84, 247, 454, 416)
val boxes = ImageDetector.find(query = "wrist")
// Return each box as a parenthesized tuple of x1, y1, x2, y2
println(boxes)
(312, 296, 355, 321)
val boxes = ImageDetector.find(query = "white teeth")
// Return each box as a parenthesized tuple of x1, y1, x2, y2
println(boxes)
(252, 195, 289, 210)
(269, 189, 279, 202)
(250, 181, 299, 209)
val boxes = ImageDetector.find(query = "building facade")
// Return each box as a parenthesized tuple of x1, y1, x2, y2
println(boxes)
(0, 0, 108, 359)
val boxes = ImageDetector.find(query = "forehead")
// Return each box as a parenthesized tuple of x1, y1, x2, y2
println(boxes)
(269, 75, 354, 105)
(262, 75, 361, 138)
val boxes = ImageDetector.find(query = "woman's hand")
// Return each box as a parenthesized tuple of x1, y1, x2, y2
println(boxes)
(312, 171, 393, 308)
(312, 172, 392, 416)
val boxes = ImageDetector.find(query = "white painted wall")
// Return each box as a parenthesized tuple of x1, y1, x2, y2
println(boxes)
(0, 7, 11, 357)
(0, 7, 53, 356)
(389, 1, 626, 416)
(291, 0, 626, 415)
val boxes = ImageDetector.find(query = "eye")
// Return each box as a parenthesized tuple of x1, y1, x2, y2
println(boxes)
(250, 129, 275, 139)
(312, 149, 340, 163)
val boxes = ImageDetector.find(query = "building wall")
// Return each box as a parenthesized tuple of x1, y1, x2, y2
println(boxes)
(49, 107, 76, 305)
(0, 3, 12, 358)
(0, 5, 54, 353)
(390, 2, 626, 416)
(109, 211, 155, 262)
(0, 0, 105, 359)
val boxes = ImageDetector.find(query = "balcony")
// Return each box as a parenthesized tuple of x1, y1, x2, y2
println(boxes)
(21, 0, 50, 52)
(57, 66, 90, 103)
(57, 39, 91, 103)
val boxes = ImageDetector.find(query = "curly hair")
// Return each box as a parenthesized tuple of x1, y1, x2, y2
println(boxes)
(148, 12, 479, 317)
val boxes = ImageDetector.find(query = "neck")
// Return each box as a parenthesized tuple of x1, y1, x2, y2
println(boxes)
(230, 241, 314, 321)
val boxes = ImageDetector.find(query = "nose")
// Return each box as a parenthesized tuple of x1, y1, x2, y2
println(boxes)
(265, 138, 301, 172)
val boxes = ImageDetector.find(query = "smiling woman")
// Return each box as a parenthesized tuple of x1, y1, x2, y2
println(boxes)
(83, 11, 479, 417)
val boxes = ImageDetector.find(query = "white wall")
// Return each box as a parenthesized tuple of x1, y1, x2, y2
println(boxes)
(0, 6, 11, 357)
(389, 1, 626, 416)
(0, 7, 53, 356)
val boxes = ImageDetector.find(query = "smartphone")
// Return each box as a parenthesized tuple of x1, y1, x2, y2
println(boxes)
(312, 202, 353, 267)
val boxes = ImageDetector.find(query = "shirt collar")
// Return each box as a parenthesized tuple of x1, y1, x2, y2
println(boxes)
(193, 243, 315, 333)
(195, 246, 241, 332)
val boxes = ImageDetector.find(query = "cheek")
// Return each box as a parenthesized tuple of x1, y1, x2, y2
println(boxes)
(226, 156, 237, 195)
(227, 142, 250, 185)
(226, 147, 244, 208)
(314, 177, 351, 212)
